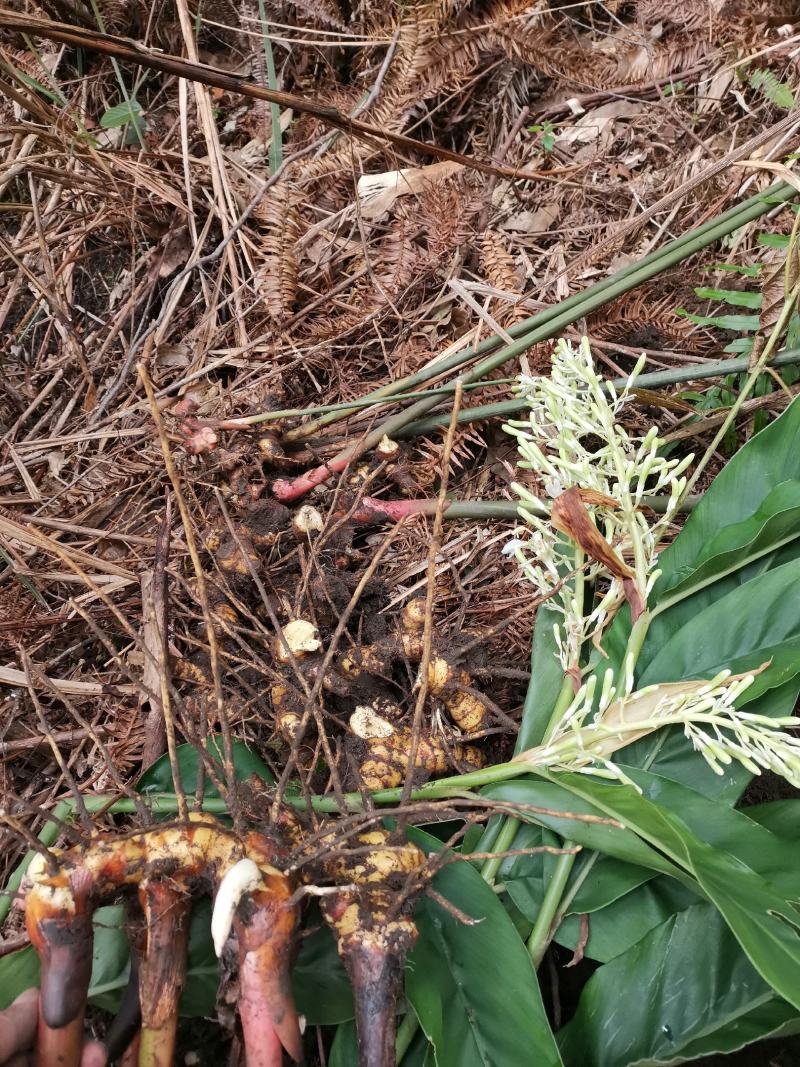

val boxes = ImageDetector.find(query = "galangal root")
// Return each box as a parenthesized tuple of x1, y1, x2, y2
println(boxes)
(274, 810, 428, 1067)
(342, 599, 488, 788)
(24, 814, 431, 1067)
(25, 818, 300, 1067)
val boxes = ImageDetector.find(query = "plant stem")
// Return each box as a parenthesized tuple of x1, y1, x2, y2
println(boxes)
(540, 675, 580, 746)
(526, 848, 577, 967)
(395, 1012, 420, 1062)
(681, 281, 800, 504)
(288, 182, 799, 441)
(0, 800, 70, 925)
(479, 813, 520, 882)
(256, 0, 282, 173)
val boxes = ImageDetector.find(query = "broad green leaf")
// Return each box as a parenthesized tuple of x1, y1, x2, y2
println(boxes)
(406, 828, 562, 1067)
(0, 945, 40, 1009)
(557, 903, 797, 1067)
(713, 262, 762, 277)
(86, 905, 132, 1012)
(329, 1021, 359, 1067)
(746, 799, 800, 840)
(564, 855, 656, 915)
(640, 556, 800, 701)
(505, 841, 657, 930)
(653, 394, 800, 602)
(650, 480, 800, 609)
(0, 906, 132, 1013)
(99, 99, 144, 129)
(400, 1027, 435, 1066)
(137, 737, 274, 797)
(555, 877, 698, 964)
(759, 233, 791, 249)
(677, 1002, 800, 1061)
(176, 901, 355, 1023)
(501, 823, 563, 921)
(538, 769, 800, 1010)
(694, 287, 762, 308)
(292, 921, 354, 1025)
(724, 335, 755, 353)
(516, 604, 564, 752)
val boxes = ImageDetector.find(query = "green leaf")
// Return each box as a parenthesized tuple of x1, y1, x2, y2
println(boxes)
(179, 901, 219, 1016)
(535, 769, 800, 1011)
(555, 877, 698, 963)
(746, 799, 800, 840)
(99, 98, 144, 129)
(515, 604, 564, 752)
(565, 855, 655, 915)
(0, 946, 41, 1010)
(641, 555, 800, 700)
(676, 309, 760, 331)
(0, 906, 131, 1013)
(694, 287, 763, 308)
(651, 480, 800, 610)
(292, 921, 354, 1025)
(653, 396, 800, 601)
(759, 233, 791, 249)
(406, 829, 562, 1067)
(137, 737, 274, 797)
(749, 68, 795, 110)
(86, 906, 132, 1011)
(713, 262, 762, 277)
(329, 1021, 359, 1067)
(557, 902, 798, 1067)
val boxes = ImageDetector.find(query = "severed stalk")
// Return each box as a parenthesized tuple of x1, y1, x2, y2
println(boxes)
(136, 880, 191, 1067)
(25, 863, 93, 1067)
(317, 829, 426, 1067)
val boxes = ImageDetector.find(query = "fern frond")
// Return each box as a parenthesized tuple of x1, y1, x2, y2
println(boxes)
(254, 185, 302, 322)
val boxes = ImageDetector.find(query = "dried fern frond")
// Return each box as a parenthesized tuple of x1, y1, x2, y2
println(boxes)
(286, 0, 346, 29)
(588, 285, 715, 352)
(255, 185, 302, 322)
(416, 175, 478, 260)
(480, 230, 528, 325)
(375, 217, 422, 302)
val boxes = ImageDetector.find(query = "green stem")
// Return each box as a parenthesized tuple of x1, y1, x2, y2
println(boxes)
(526, 607, 653, 965)
(0, 800, 70, 925)
(87, 0, 146, 148)
(256, 0, 282, 174)
(1, 764, 536, 926)
(526, 847, 577, 967)
(479, 813, 520, 882)
(400, 344, 800, 436)
(226, 379, 517, 426)
(541, 675, 579, 744)
(395, 1012, 420, 1063)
